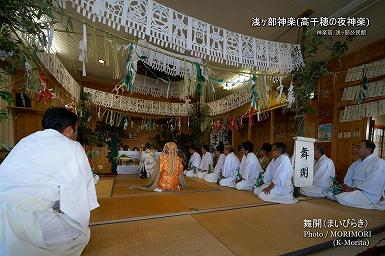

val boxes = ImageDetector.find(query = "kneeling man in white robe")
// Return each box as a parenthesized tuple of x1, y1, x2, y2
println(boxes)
(184, 146, 201, 177)
(0, 107, 99, 256)
(255, 142, 297, 204)
(235, 141, 262, 191)
(300, 146, 335, 198)
(328, 140, 385, 210)
(205, 145, 226, 183)
(219, 145, 241, 187)
(197, 145, 214, 179)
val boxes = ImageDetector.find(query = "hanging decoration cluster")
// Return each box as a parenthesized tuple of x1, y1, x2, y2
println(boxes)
(37, 71, 55, 104)
(68, 0, 303, 72)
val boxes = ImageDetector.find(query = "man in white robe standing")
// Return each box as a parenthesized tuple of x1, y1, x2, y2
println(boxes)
(184, 146, 201, 177)
(0, 107, 99, 256)
(235, 141, 262, 191)
(300, 145, 335, 198)
(197, 145, 214, 179)
(255, 142, 297, 204)
(328, 140, 385, 210)
(205, 145, 226, 183)
(219, 145, 241, 187)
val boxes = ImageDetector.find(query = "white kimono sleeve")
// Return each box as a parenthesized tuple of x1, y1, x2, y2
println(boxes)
(313, 157, 335, 188)
(359, 159, 385, 198)
(271, 157, 292, 188)
(59, 143, 99, 232)
(214, 154, 226, 174)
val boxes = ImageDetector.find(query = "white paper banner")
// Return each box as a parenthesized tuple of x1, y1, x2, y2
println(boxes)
(293, 136, 317, 187)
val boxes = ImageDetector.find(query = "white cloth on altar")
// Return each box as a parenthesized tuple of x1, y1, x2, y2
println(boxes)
(328, 154, 385, 210)
(236, 153, 262, 191)
(0, 129, 99, 255)
(197, 152, 214, 179)
(184, 152, 201, 177)
(219, 152, 240, 187)
(300, 155, 335, 198)
(254, 154, 297, 204)
(205, 154, 226, 183)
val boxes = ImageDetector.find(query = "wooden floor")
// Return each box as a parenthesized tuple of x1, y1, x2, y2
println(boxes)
(86, 175, 385, 256)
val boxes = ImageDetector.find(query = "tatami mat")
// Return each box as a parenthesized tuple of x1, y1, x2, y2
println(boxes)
(87, 176, 385, 256)
(95, 177, 115, 198)
(192, 199, 385, 256)
(91, 194, 190, 222)
(83, 215, 235, 256)
(93, 176, 313, 223)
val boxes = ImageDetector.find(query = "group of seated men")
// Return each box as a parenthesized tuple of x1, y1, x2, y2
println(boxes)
(183, 140, 385, 210)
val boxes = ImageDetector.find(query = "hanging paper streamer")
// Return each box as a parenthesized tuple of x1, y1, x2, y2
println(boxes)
(250, 74, 259, 110)
(79, 24, 87, 76)
(46, 19, 54, 52)
(287, 80, 295, 108)
(194, 63, 205, 97)
(111, 38, 120, 79)
(68, 0, 303, 72)
(123, 43, 138, 91)
(276, 76, 284, 100)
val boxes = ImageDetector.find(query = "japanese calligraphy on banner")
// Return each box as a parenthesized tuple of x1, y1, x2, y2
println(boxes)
(292, 136, 317, 187)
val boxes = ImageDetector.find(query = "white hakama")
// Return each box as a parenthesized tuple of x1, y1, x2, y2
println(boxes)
(300, 155, 335, 198)
(219, 152, 240, 187)
(254, 154, 297, 204)
(236, 153, 262, 191)
(328, 154, 385, 210)
(0, 129, 99, 256)
(196, 152, 214, 179)
(205, 153, 226, 183)
(184, 152, 201, 177)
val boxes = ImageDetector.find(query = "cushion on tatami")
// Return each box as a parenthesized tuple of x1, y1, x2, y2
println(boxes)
(83, 215, 235, 256)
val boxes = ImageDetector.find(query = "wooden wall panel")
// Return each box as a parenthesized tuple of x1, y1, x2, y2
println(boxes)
(13, 110, 44, 142)
(332, 120, 367, 183)
(319, 37, 385, 181)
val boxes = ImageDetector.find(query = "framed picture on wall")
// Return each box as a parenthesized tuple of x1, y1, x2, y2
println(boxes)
(318, 124, 333, 142)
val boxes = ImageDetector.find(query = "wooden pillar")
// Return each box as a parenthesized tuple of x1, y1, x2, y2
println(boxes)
(270, 109, 275, 144)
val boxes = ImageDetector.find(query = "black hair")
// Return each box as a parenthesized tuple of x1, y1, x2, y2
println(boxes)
(361, 140, 375, 153)
(216, 145, 224, 154)
(145, 143, 151, 149)
(202, 145, 210, 151)
(315, 145, 325, 155)
(225, 145, 234, 153)
(189, 145, 196, 151)
(272, 142, 286, 154)
(133, 147, 139, 151)
(42, 107, 78, 133)
(242, 141, 254, 153)
(261, 143, 272, 152)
